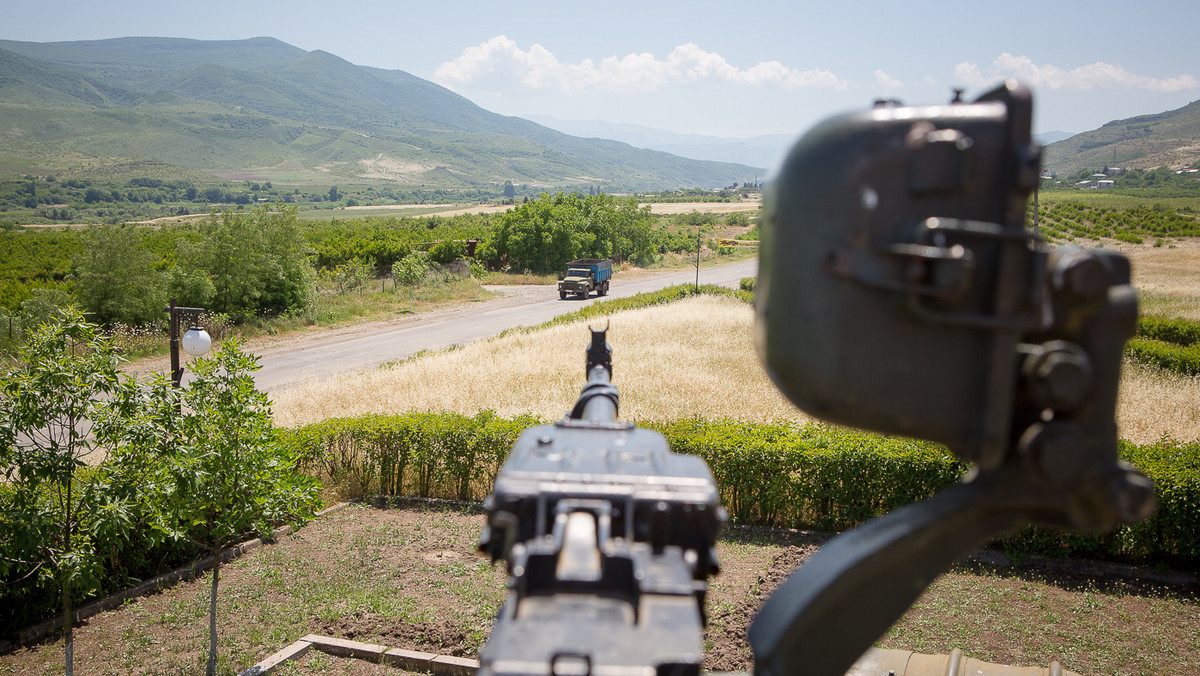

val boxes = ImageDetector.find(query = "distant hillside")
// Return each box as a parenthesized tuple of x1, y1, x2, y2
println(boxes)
(524, 115, 794, 171)
(0, 37, 760, 191)
(1042, 99, 1200, 176)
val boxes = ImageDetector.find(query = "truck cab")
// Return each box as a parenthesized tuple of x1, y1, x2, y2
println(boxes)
(557, 258, 612, 300)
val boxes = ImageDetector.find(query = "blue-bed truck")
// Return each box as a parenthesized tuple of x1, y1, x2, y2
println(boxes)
(557, 258, 612, 299)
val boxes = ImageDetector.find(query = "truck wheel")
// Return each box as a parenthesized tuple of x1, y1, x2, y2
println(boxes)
(559, 291, 567, 300)
(598, 282, 608, 296)
(578, 289, 589, 299)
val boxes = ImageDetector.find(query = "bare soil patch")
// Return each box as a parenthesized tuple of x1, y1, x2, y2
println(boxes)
(2, 503, 1194, 675)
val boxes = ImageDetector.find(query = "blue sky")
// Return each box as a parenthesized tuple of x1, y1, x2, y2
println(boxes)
(3, 0, 1197, 138)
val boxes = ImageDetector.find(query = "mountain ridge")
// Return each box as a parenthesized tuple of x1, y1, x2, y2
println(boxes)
(1042, 99, 1200, 175)
(0, 37, 760, 191)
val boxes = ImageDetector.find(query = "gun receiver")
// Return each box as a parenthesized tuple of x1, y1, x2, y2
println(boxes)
(477, 326, 726, 676)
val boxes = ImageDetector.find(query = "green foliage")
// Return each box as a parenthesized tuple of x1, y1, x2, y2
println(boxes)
(1, 320, 320, 648)
(310, 228, 413, 273)
(1122, 314, 1200, 376)
(739, 277, 756, 293)
(0, 229, 79, 311)
(284, 411, 535, 501)
(0, 311, 130, 671)
(325, 258, 374, 295)
(288, 413, 1200, 569)
(429, 239, 468, 266)
(176, 206, 315, 321)
(393, 252, 431, 287)
(1136, 314, 1200, 346)
(1124, 338, 1200, 376)
(479, 192, 657, 273)
(725, 212, 751, 226)
(638, 188, 743, 203)
(72, 226, 168, 326)
(163, 341, 320, 553)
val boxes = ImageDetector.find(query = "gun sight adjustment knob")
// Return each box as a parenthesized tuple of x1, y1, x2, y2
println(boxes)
(1052, 249, 1109, 302)
(1109, 470, 1157, 523)
(1022, 341, 1092, 412)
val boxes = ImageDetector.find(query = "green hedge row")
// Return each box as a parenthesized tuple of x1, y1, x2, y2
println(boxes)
(1137, 315, 1200, 347)
(1125, 315, 1200, 377)
(1125, 337, 1200, 377)
(286, 414, 1200, 570)
(284, 411, 541, 501)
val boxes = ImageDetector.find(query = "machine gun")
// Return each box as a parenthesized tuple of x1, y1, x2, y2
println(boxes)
(476, 82, 1154, 676)
(476, 327, 725, 676)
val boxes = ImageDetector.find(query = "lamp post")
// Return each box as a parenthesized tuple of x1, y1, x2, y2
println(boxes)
(165, 298, 211, 389)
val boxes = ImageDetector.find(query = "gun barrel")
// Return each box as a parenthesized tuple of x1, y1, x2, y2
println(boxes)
(576, 365, 618, 422)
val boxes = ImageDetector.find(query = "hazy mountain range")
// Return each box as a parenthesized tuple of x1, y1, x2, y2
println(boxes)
(0, 37, 760, 191)
(521, 120, 1091, 172)
(0, 36, 1194, 190)
(523, 115, 796, 175)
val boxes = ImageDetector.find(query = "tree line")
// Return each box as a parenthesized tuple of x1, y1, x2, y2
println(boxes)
(0, 194, 735, 342)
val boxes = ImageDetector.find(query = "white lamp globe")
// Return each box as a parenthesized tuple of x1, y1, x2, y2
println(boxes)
(181, 326, 212, 356)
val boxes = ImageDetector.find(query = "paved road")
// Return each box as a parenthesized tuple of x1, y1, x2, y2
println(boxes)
(253, 259, 757, 392)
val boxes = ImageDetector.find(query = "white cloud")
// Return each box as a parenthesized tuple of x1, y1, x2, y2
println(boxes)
(434, 36, 848, 94)
(873, 69, 902, 89)
(954, 53, 1197, 92)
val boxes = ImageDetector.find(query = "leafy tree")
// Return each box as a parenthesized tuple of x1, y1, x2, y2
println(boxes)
(154, 341, 319, 675)
(480, 192, 656, 273)
(0, 311, 131, 675)
(394, 252, 430, 310)
(72, 226, 168, 326)
(503, 180, 515, 199)
(176, 206, 315, 322)
(429, 239, 468, 266)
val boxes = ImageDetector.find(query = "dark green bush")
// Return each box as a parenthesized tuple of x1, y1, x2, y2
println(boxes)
(1125, 337, 1200, 376)
(288, 413, 1200, 569)
(1136, 315, 1200, 346)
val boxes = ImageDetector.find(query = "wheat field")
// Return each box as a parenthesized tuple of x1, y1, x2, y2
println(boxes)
(271, 295, 808, 429)
(1123, 242, 1200, 320)
(270, 291, 1199, 444)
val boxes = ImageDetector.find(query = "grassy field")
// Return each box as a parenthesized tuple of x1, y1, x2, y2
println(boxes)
(271, 295, 805, 430)
(271, 291, 1200, 444)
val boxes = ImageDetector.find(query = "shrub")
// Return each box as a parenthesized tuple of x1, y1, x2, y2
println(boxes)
(288, 413, 1200, 569)
(1137, 315, 1200, 346)
(1125, 338, 1200, 376)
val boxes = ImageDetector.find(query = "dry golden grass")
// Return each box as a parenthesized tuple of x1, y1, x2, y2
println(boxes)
(1117, 360, 1200, 443)
(271, 295, 808, 429)
(1122, 242, 1200, 320)
(272, 279, 1200, 444)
